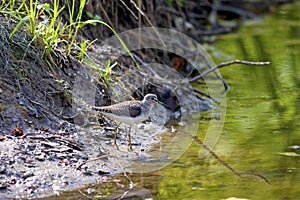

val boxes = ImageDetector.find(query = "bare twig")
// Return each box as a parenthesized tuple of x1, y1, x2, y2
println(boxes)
(189, 60, 271, 84)
(193, 88, 220, 104)
(129, 0, 166, 47)
(120, 0, 138, 20)
(77, 189, 95, 200)
(76, 154, 111, 170)
(99, 4, 116, 31)
(115, 162, 135, 200)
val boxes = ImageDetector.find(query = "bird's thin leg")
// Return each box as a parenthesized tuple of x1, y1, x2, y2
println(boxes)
(128, 125, 133, 151)
(114, 123, 121, 149)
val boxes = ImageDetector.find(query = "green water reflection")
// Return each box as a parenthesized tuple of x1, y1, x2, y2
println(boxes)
(156, 2, 300, 200)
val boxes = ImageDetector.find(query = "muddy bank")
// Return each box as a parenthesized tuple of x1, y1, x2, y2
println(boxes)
(0, 17, 209, 198)
(0, 18, 163, 198)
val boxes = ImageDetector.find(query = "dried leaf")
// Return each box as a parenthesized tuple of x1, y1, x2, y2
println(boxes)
(278, 152, 300, 157)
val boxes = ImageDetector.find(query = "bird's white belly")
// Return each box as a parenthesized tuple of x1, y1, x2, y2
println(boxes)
(103, 113, 148, 125)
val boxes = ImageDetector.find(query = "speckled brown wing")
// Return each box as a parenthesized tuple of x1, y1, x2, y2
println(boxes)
(94, 101, 142, 118)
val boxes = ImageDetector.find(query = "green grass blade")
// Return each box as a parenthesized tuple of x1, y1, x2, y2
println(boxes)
(9, 15, 29, 39)
(78, 19, 140, 69)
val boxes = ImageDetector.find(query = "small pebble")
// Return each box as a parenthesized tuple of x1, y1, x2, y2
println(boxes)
(0, 182, 8, 190)
(0, 166, 6, 174)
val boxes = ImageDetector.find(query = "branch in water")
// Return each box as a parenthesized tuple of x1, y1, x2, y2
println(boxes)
(189, 60, 271, 85)
(192, 136, 271, 185)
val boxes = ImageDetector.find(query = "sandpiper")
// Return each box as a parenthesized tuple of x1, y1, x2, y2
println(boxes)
(93, 94, 158, 150)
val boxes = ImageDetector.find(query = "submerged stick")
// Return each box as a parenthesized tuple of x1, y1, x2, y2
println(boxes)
(192, 135, 271, 185)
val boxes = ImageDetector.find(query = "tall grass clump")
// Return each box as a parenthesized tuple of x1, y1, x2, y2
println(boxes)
(0, 0, 138, 78)
(0, 0, 85, 56)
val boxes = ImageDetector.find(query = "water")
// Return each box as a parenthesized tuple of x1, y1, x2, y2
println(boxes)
(147, 2, 300, 199)
(49, 2, 300, 199)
